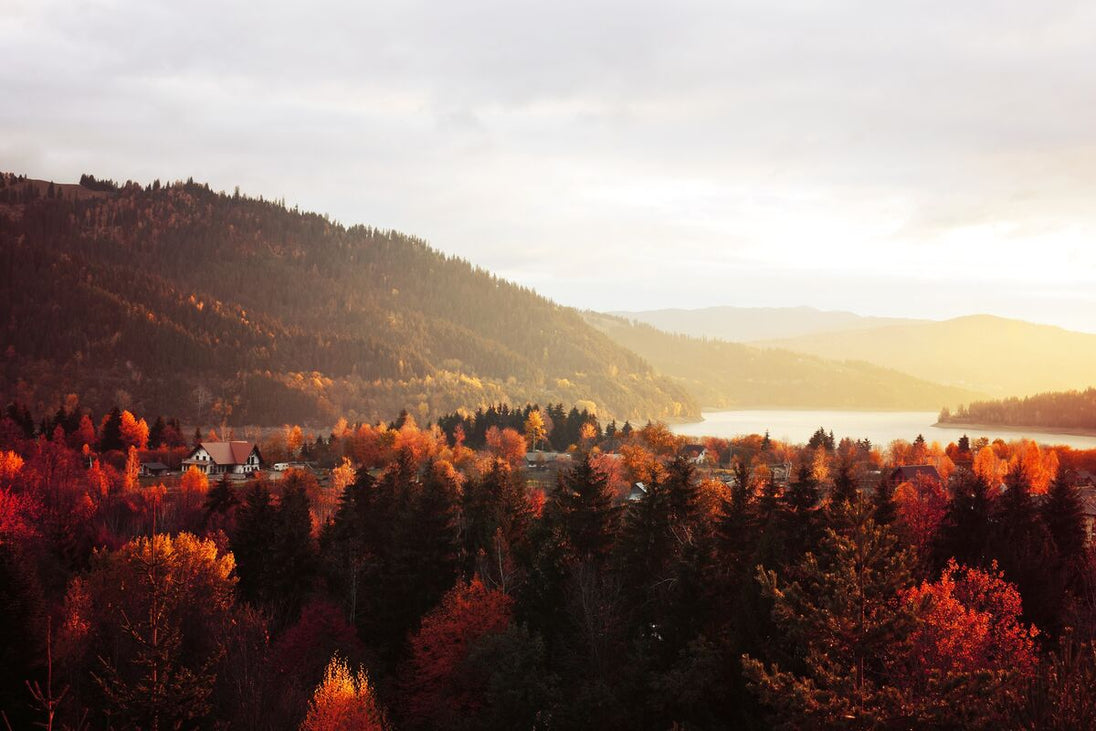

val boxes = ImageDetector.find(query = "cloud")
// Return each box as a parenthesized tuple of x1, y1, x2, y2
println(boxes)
(3, 0, 1096, 330)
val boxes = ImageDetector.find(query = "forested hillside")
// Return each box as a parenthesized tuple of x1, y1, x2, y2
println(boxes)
(757, 314, 1096, 398)
(613, 304, 921, 342)
(585, 312, 985, 410)
(0, 174, 695, 425)
(941, 387, 1096, 432)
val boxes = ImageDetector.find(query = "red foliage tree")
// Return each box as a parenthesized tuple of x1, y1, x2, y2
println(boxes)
(402, 577, 513, 728)
(891, 559, 1039, 724)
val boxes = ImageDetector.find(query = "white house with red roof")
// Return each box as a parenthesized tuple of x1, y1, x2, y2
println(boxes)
(182, 441, 262, 475)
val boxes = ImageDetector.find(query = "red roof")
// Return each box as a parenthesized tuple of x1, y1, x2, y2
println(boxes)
(188, 441, 258, 466)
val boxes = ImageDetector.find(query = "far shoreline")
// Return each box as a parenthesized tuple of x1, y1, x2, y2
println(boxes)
(933, 421, 1096, 440)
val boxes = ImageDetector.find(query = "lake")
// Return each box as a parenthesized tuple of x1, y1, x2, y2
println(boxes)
(671, 410, 1096, 450)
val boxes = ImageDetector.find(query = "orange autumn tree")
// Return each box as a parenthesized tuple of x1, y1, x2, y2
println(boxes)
(300, 655, 387, 731)
(402, 576, 513, 727)
(484, 426, 526, 466)
(119, 410, 149, 450)
(891, 559, 1039, 724)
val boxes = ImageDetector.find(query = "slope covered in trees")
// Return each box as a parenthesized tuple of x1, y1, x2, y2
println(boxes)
(941, 387, 1096, 433)
(584, 313, 984, 410)
(756, 314, 1096, 398)
(612, 304, 922, 342)
(0, 173, 694, 425)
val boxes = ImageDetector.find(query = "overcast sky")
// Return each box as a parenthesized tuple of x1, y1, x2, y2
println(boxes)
(4, 0, 1096, 331)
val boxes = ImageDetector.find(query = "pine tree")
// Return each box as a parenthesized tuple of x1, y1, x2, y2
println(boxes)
(203, 474, 239, 522)
(551, 453, 620, 563)
(319, 469, 379, 628)
(992, 463, 1052, 626)
(271, 478, 317, 623)
(718, 457, 757, 567)
(830, 458, 858, 506)
(100, 406, 124, 452)
(231, 481, 277, 606)
(742, 500, 916, 728)
(148, 416, 166, 449)
(934, 467, 991, 570)
(1042, 470, 1087, 585)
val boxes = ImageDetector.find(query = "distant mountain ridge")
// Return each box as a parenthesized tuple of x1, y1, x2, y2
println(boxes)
(612, 305, 924, 342)
(584, 312, 984, 411)
(0, 174, 695, 425)
(755, 315, 1096, 398)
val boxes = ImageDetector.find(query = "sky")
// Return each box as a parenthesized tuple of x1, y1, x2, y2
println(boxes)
(4, 0, 1096, 331)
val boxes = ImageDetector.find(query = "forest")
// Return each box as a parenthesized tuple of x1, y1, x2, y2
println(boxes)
(941, 387, 1096, 433)
(583, 312, 983, 411)
(0, 173, 693, 426)
(4, 397, 1096, 729)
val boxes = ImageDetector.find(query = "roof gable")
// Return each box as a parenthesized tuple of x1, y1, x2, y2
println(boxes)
(195, 441, 258, 465)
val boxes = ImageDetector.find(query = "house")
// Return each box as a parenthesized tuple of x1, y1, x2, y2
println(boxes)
(525, 451, 573, 469)
(139, 461, 170, 477)
(1077, 485, 1096, 545)
(891, 465, 942, 486)
(627, 482, 648, 502)
(680, 444, 708, 465)
(182, 441, 262, 475)
(768, 460, 794, 487)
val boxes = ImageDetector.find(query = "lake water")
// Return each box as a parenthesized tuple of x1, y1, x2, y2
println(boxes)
(671, 410, 1096, 450)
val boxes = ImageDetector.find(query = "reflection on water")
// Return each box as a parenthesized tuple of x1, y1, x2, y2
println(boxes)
(671, 410, 1096, 450)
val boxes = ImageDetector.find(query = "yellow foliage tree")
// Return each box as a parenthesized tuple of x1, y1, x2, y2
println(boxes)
(123, 445, 141, 492)
(973, 446, 1007, 487)
(0, 450, 24, 490)
(524, 410, 547, 451)
(301, 655, 387, 731)
(119, 410, 149, 450)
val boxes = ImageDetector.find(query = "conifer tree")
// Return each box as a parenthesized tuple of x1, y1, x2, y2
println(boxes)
(743, 500, 915, 728)
(872, 471, 898, 527)
(231, 481, 277, 606)
(100, 406, 124, 452)
(1042, 470, 1087, 587)
(551, 453, 620, 563)
(992, 464, 1053, 628)
(718, 457, 757, 568)
(272, 479, 318, 623)
(934, 467, 992, 570)
(830, 458, 858, 506)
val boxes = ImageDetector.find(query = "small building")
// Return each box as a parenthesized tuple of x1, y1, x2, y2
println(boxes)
(182, 441, 262, 476)
(680, 444, 708, 465)
(891, 465, 943, 486)
(1079, 486, 1096, 545)
(627, 482, 648, 502)
(768, 460, 794, 487)
(139, 461, 170, 477)
(525, 451, 573, 469)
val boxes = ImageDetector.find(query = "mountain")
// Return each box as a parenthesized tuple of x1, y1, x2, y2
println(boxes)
(0, 173, 696, 425)
(584, 313, 984, 411)
(755, 315, 1096, 398)
(611, 305, 922, 342)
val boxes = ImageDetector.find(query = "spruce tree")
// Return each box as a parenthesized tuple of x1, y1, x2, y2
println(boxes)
(551, 453, 620, 563)
(1043, 469, 1087, 575)
(100, 406, 124, 452)
(933, 467, 991, 571)
(830, 458, 858, 506)
(271, 479, 317, 623)
(231, 481, 276, 607)
(742, 500, 916, 728)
